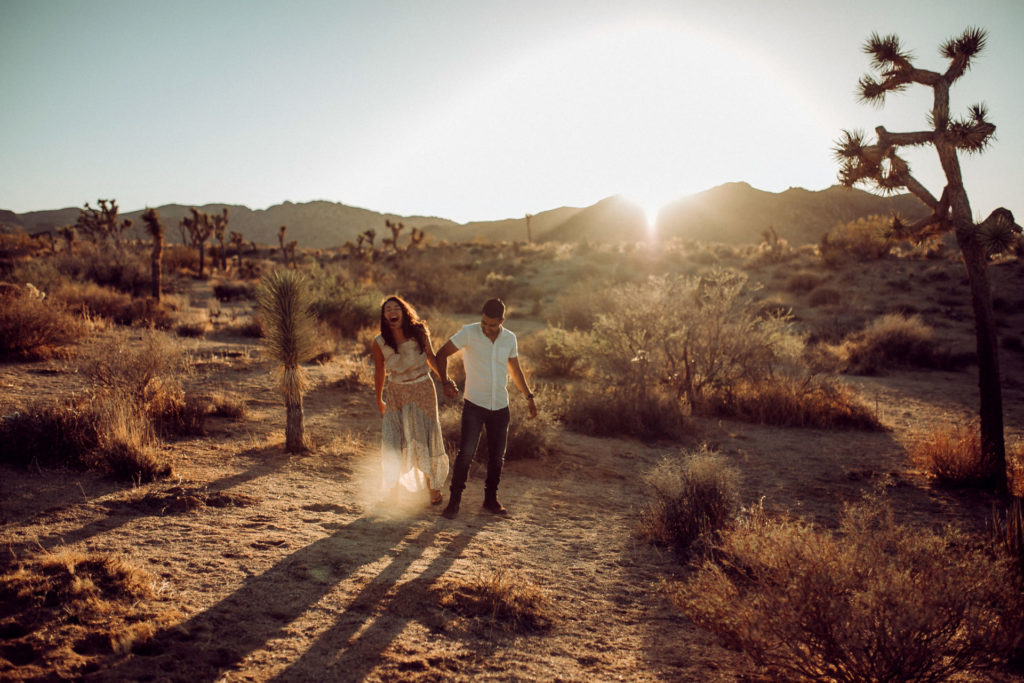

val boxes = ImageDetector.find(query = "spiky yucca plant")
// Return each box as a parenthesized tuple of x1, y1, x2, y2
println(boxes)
(834, 28, 1022, 492)
(257, 269, 318, 452)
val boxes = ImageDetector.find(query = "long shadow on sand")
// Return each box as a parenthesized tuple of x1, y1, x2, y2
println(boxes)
(89, 514, 485, 681)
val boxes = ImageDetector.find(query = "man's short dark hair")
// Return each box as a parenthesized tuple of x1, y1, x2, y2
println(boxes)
(482, 298, 505, 319)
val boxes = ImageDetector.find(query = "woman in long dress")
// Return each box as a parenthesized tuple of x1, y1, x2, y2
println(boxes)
(372, 296, 449, 506)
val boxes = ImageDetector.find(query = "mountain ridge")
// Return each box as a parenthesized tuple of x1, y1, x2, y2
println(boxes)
(1, 183, 926, 248)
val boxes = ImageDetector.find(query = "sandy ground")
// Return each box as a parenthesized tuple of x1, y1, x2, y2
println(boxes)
(2, 258, 1024, 681)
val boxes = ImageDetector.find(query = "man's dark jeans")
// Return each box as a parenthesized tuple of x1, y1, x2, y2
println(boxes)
(449, 400, 510, 497)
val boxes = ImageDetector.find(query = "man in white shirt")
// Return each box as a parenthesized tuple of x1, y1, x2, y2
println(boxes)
(436, 298, 538, 519)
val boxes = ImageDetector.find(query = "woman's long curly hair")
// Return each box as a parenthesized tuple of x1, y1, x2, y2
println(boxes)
(379, 295, 429, 354)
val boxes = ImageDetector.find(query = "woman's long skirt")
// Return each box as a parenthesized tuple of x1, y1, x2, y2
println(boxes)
(381, 376, 449, 492)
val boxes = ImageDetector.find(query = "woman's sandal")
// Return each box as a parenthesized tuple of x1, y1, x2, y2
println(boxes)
(430, 489, 443, 505)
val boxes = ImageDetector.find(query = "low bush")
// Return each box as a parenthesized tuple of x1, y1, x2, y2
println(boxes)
(212, 281, 255, 301)
(842, 313, 970, 374)
(0, 287, 88, 360)
(555, 385, 689, 440)
(519, 327, 588, 378)
(676, 494, 1024, 681)
(807, 285, 842, 307)
(638, 447, 740, 558)
(0, 395, 171, 481)
(701, 377, 883, 430)
(174, 321, 209, 338)
(784, 271, 824, 293)
(819, 215, 896, 267)
(906, 420, 999, 488)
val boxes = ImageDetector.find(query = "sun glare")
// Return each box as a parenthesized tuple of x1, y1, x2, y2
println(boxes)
(362, 18, 831, 223)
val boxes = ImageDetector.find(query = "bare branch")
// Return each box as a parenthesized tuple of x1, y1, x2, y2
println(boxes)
(875, 126, 934, 148)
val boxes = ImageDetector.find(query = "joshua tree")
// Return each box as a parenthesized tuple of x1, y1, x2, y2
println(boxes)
(525, 213, 533, 243)
(140, 208, 164, 302)
(384, 219, 405, 253)
(230, 231, 245, 271)
(75, 199, 132, 246)
(182, 208, 215, 278)
(57, 225, 76, 254)
(278, 225, 287, 253)
(285, 240, 298, 268)
(212, 208, 229, 271)
(257, 269, 318, 452)
(834, 28, 1022, 492)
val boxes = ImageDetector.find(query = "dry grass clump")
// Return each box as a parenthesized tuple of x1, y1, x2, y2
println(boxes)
(434, 567, 555, 633)
(906, 420, 1002, 488)
(0, 393, 172, 481)
(0, 549, 174, 679)
(174, 320, 209, 338)
(0, 286, 88, 360)
(675, 494, 1024, 682)
(114, 484, 259, 514)
(701, 377, 883, 430)
(212, 281, 255, 301)
(53, 281, 174, 328)
(841, 313, 969, 374)
(639, 447, 740, 558)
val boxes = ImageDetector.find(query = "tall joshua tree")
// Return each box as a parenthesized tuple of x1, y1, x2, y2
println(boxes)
(212, 208, 229, 272)
(182, 208, 214, 278)
(257, 269, 318, 452)
(835, 28, 1021, 492)
(140, 208, 164, 302)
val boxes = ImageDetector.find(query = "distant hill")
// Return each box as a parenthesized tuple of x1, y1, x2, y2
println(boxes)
(1, 183, 928, 248)
(656, 183, 929, 245)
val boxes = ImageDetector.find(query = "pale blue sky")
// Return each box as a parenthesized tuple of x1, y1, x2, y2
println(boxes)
(2, 0, 1021, 224)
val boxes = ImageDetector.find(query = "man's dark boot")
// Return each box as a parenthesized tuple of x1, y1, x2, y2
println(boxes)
(441, 492, 461, 519)
(482, 491, 507, 515)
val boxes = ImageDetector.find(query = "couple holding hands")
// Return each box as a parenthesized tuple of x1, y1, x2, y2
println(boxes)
(371, 296, 538, 519)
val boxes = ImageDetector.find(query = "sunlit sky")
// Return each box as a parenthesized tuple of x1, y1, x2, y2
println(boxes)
(2, 0, 1021, 224)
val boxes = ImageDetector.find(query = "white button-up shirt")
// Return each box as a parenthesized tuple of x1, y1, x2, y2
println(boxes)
(451, 323, 518, 410)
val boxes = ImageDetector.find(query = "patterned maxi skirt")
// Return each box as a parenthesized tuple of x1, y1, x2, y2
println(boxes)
(381, 376, 449, 492)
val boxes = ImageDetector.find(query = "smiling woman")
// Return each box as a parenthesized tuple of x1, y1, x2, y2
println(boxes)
(363, 20, 833, 225)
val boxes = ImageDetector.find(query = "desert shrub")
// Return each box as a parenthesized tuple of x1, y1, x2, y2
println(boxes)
(0, 395, 170, 481)
(0, 287, 88, 360)
(784, 271, 824, 293)
(8, 257, 65, 292)
(0, 399, 103, 468)
(161, 243, 199, 272)
(676, 494, 1023, 682)
(638, 447, 740, 558)
(701, 376, 883, 430)
(906, 420, 1001, 488)
(842, 314, 970, 374)
(52, 282, 174, 329)
(79, 330, 185, 410)
(307, 267, 381, 338)
(174, 321, 209, 338)
(434, 567, 555, 633)
(589, 268, 801, 411)
(546, 280, 607, 331)
(807, 285, 842, 307)
(0, 230, 48, 259)
(819, 215, 896, 267)
(209, 391, 248, 419)
(54, 242, 151, 295)
(555, 384, 689, 440)
(212, 281, 255, 301)
(519, 327, 588, 378)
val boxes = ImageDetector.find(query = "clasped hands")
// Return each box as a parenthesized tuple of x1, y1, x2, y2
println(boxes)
(441, 378, 459, 399)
